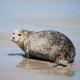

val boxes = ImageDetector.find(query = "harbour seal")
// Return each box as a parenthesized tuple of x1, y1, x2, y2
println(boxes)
(10, 29, 76, 67)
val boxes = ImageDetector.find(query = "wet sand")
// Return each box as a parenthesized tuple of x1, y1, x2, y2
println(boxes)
(0, 0, 80, 80)
(0, 67, 73, 80)
(0, 23, 80, 80)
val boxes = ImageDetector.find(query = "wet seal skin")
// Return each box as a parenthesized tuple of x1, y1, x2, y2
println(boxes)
(10, 29, 76, 67)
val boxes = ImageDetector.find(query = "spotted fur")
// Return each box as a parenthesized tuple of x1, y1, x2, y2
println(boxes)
(10, 29, 76, 67)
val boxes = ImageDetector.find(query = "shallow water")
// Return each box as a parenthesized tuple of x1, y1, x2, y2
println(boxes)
(0, 0, 80, 80)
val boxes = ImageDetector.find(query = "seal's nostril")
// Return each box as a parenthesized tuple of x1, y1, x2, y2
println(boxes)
(12, 37, 15, 39)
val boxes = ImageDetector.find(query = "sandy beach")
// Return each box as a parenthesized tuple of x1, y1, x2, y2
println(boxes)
(0, 0, 80, 80)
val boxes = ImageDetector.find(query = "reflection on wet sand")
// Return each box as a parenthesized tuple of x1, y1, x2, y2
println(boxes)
(16, 58, 75, 76)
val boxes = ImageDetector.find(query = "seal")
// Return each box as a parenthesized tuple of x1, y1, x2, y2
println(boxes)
(10, 29, 76, 67)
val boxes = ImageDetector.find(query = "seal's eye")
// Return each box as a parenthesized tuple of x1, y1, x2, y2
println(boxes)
(18, 34, 21, 36)
(13, 33, 15, 35)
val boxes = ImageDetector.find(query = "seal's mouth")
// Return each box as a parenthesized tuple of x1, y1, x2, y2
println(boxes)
(10, 37, 18, 43)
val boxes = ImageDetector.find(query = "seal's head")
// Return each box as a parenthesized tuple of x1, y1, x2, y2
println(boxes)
(10, 29, 33, 46)
(10, 29, 27, 45)
(10, 29, 34, 53)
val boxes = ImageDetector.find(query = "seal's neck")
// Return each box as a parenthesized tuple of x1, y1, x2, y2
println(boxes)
(17, 38, 25, 52)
